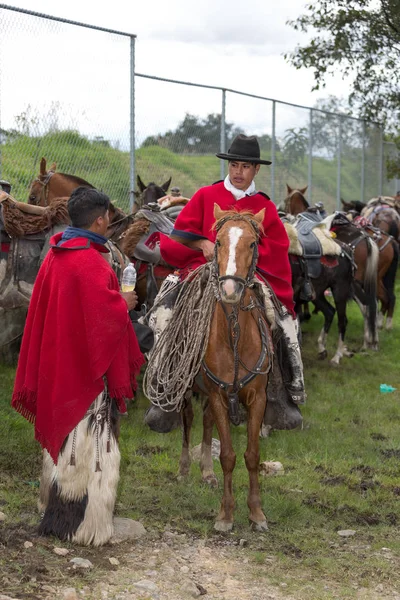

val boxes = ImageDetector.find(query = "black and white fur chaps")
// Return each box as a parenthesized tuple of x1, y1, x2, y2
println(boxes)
(38, 393, 120, 546)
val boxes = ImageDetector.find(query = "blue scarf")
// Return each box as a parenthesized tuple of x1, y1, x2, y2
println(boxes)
(59, 226, 108, 246)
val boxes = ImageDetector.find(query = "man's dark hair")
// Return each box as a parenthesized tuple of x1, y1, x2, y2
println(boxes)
(68, 187, 110, 229)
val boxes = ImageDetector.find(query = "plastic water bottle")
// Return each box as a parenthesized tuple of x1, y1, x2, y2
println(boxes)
(121, 263, 137, 292)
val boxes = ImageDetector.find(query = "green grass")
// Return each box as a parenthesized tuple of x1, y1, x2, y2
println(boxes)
(1, 281, 400, 598)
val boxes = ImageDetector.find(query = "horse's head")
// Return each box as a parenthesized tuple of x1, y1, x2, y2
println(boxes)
(28, 157, 57, 206)
(213, 204, 264, 304)
(284, 184, 309, 215)
(137, 174, 172, 208)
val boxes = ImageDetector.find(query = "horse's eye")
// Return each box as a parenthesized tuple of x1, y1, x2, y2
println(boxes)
(250, 241, 256, 248)
(215, 240, 221, 247)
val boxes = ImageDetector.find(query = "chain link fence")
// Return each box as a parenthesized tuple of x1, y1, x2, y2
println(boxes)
(0, 5, 395, 213)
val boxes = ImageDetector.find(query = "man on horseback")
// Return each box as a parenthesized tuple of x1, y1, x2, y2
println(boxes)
(12, 187, 144, 546)
(159, 134, 306, 408)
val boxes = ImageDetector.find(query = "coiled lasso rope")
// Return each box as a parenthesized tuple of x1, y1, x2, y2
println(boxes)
(143, 263, 216, 413)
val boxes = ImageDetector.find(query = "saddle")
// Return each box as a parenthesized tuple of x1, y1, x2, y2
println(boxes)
(132, 208, 174, 263)
(286, 212, 341, 279)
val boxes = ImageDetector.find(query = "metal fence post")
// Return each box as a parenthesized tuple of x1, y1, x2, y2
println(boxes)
(361, 121, 365, 203)
(220, 89, 226, 181)
(379, 128, 384, 196)
(308, 108, 313, 204)
(336, 117, 342, 210)
(271, 100, 276, 203)
(129, 35, 136, 212)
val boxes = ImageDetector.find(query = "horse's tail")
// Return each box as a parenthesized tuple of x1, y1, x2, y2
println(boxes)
(363, 237, 379, 342)
(383, 240, 399, 312)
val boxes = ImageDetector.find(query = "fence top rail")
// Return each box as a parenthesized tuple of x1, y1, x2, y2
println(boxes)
(136, 72, 380, 126)
(0, 4, 136, 37)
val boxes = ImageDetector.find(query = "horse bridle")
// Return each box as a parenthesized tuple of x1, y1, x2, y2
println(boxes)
(33, 170, 55, 206)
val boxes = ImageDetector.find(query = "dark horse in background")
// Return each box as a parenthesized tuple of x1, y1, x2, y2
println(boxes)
(282, 215, 355, 366)
(284, 186, 379, 352)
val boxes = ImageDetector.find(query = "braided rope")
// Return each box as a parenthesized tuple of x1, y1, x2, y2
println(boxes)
(143, 263, 216, 412)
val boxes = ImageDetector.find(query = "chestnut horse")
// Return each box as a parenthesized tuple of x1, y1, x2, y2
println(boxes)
(28, 160, 175, 309)
(28, 158, 95, 206)
(201, 206, 271, 532)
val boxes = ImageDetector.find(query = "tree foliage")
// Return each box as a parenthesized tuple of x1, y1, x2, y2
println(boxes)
(142, 113, 244, 154)
(285, 1, 400, 129)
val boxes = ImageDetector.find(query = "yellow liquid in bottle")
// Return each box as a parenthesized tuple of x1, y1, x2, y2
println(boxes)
(121, 284, 135, 292)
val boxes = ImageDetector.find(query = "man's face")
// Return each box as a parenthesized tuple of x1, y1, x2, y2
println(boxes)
(228, 161, 260, 191)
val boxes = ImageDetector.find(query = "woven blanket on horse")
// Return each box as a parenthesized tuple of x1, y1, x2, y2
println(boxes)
(365, 196, 398, 211)
(1, 197, 70, 237)
(157, 194, 190, 220)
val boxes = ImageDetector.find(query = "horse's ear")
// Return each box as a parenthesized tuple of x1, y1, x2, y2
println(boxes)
(137, 175, 146, 192)
(286, 184, 292, 194)
(253, 208, 265, 225)
(299, 186, 308, 194)
(40, 157, 47, 177)
(49, 162, 56, 172)
(161, 177, 172, 192)
(214, 203, 225, 222)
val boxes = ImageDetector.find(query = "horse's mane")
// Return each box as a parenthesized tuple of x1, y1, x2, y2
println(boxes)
(214, 209, 265, 235)
(58, 173, 95, 188)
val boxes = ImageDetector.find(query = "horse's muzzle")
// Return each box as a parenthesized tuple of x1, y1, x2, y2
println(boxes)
(219, 278, 244, 304)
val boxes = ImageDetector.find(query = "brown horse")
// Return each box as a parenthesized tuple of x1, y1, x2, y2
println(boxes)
(282, 184, 309, 215)
(200, 206, 270, 531)
(350, 216, 399, 331)
(28, 158, 95, 206)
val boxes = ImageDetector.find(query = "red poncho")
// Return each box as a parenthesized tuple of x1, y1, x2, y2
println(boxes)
(160, 181, 295, 314)
(12, 234, 144, 463)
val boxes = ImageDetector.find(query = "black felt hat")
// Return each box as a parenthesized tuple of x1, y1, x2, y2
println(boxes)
(216, 134, 271, 165)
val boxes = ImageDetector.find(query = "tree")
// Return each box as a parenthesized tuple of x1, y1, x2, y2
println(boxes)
(142, 113, 243, 154)
(281, 127, 309, 166)
(285, 1, 400, 129)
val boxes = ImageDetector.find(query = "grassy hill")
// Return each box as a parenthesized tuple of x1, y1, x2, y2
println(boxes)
(0, 130, 385, 213)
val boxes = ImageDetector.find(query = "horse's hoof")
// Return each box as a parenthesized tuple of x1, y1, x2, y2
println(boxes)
(214, 520, 233, 532)
(318, 350, 328, 360)
(203, 474, 218, 488)
(250, 520, 269, 532)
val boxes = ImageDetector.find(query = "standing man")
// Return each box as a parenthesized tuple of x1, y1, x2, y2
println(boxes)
(12, 187, 144, 546)
(160, 134, 306, 407)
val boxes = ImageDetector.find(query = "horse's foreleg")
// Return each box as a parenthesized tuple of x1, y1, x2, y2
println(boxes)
(245, 387, 268, 531)
(209, 390, 236, 532)
(314, 295, 335, 360)
(178, 398, 194, 479)
(199, 397, 218, 488)
(330, 290, 352, 366)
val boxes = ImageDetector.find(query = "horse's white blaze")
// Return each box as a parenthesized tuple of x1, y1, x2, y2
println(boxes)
(226, 227, 243, 276)
(222, 227, 243, 296)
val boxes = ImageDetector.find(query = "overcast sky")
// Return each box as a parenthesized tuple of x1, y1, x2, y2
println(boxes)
(0, 0, 353, 147)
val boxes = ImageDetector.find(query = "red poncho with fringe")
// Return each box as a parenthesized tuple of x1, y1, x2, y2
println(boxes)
(12, 234, 144, 463)
(159, 181, 295, 315)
